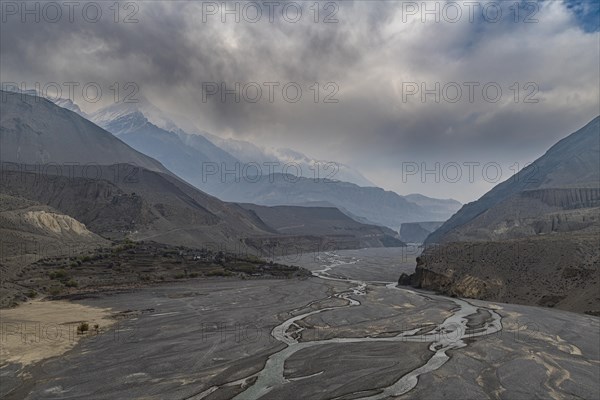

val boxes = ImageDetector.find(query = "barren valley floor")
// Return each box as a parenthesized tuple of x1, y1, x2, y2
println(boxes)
(1, 248, 599, 399)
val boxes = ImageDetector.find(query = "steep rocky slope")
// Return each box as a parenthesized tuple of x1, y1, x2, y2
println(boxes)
(401, 233, 599, 314)
(427, 116, 600, 244)
(402, 117, 600, 314)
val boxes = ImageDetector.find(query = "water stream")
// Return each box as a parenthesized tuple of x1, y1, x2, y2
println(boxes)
(195, 252, 503, 399)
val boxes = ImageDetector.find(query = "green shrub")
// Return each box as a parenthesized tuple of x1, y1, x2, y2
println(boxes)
(49, 286, 62, 296)
(65, 279, 78, 288)
(229, 263, 259, 274)
(49, 269, 68, 280)
(242, 255, 265, 263)
(77, 322, 89, 334)
(26, 289, 37, 298)
(205, 268, 233, 277)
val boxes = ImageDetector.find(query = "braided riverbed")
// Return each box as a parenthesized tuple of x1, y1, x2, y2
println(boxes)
(196, 252, 503, 399)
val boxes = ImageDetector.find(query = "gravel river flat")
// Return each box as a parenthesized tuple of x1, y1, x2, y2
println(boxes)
(1, 248, 598, 399)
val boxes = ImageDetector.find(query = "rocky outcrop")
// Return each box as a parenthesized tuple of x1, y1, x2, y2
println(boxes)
(400, 234, 600, 314)
(399, 256, 454, 292)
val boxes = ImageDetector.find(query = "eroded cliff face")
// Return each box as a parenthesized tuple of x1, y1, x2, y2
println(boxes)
(405, 118, 600, 315)
(23, 211, 93, 235)
(521, 188, 600, 209)
(400, 256, 502, 299)
(412, 256, 453, 289)
(400, 234, 600, 315)
(426, 117, 600, 245)
(438, 192, 600, 243)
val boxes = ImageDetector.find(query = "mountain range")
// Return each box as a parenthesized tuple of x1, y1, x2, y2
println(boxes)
(80, 99, 460, 230)
(0, 90, 403, 264)
(5, 90, 461, 231)
(201, 131, 376, 187)
(211, 173, 460, 229)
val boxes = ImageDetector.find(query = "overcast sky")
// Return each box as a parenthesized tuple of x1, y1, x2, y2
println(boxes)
(1, 0, 598, 202)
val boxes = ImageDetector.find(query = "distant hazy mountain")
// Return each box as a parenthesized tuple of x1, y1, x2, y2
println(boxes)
(399, 221, 444, 243)
(89, 96, 197, 134)
(403, 194, 463, 222)
(212, 173, 461, 230)
(91, 98, 374, 187)
(89, 106, 240, 192)
(203, 132, 376, 187)
(52, 98, 86, 116)
(240, 204, 405, 249)
(86, 101, 461, 230)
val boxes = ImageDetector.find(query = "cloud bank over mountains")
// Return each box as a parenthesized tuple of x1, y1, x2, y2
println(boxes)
(1, 0, 598, 202)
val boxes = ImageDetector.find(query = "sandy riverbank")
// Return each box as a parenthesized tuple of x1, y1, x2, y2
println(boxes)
(0, 299, 116, 367)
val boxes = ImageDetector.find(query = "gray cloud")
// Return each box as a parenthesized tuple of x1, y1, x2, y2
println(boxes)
(1, 0, 598, 202)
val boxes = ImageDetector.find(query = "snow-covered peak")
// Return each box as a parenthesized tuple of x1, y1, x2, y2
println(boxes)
(53, 98, 86, 117)
(203, 134, 375, 187)
(100, 110, 149, 135)
(86, 94, 375, 187)
(89, 95, 199, 134)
